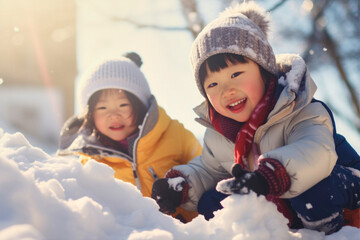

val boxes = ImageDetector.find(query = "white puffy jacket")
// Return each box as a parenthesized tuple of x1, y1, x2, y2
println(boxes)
(173, 54, 337, 211)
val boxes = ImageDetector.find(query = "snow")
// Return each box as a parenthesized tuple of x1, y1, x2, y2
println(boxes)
(276, 54, 306, 92)
(1, 129, 358, 240)
(168, 177, 185, 192)
(298, 212, 341, 236)
(349, 167, 360, 178)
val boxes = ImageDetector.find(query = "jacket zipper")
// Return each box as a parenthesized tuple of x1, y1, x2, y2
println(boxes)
(148, 166, 158, 180)
(131, 112, 150, 192)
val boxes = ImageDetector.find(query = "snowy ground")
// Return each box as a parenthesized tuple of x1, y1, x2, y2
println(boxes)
(0, 128, 358, 240)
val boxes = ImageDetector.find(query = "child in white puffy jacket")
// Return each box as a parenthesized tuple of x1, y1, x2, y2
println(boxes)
(151, 2, 360, 234)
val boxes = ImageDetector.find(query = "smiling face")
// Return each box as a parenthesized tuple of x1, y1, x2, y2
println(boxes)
(203, 58, 265, 123)
(93, 89, 137, 141)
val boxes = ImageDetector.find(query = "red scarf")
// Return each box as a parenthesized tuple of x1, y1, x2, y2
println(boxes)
(210, 77, 277, 169)
(210, 78, 297, 227)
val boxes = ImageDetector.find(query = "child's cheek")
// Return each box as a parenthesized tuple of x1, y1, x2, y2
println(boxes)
(243, 81, 265, 105)
(206, 93, 219, 109)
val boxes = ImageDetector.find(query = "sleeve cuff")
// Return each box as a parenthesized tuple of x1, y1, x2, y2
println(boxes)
(257, 158, 291, 196)
(165, 169, 189, 204)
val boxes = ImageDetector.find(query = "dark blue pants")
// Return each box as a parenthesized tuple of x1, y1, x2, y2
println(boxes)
(289, 164, 360, 234)
(197, 188, 228, 221)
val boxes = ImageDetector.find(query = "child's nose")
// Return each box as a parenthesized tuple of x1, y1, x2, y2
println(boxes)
(108, 109, 121, 118)
(222, 85, 236, 98)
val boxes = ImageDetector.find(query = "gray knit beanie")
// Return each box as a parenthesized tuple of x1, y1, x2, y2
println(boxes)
(77, 52, 152, 111)
(190, 1, 277, 96)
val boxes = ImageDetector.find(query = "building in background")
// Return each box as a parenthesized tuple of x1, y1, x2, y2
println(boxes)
(0, 0, 76, 150)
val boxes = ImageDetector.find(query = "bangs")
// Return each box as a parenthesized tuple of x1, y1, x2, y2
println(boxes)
(199, 53, 248, 84)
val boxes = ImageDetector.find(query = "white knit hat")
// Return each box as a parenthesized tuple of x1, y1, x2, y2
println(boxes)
(190, 1, 277, 97)
(77, 53, 152, 111)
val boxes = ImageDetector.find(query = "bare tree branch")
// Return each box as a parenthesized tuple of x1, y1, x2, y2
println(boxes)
(322, 27, 360, 121)
(267, 0, 289, 12)
(179, 0, 205, 38)
(109, 0, 205, 38)
(110, 16, 191, 32)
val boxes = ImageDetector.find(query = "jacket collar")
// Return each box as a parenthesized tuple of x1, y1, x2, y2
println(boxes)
(270, 54, 316, 120)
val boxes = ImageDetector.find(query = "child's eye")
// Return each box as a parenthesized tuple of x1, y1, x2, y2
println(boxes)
(231, 72, 242, 78)
(207, 82, 218, 88)
(96, 106, 106, 110)
(120, 103, 130, 108)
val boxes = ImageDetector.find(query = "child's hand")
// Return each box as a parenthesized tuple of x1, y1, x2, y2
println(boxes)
(216, 164, 270, 196)
(151, 176, 187, 214)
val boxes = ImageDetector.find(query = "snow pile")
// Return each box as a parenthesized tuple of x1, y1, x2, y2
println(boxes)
(0, 129, 358, 240)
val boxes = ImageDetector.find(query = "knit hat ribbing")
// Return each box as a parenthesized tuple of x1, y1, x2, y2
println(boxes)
(190, 2, 277, 97)
(77, 53, 152, 111)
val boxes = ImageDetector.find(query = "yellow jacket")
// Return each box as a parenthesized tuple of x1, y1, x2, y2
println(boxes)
(58, 98, 202, 222)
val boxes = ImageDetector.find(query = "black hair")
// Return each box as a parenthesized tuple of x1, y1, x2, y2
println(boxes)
(199, 53, 274, 94)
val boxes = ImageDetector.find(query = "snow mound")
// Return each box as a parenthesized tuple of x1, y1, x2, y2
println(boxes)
(0, 129, 358, 239)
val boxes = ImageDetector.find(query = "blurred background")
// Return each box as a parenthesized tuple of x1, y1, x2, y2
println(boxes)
(0, 0, 359, 154)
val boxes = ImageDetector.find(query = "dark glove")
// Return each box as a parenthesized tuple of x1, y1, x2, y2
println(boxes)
(151, 177, 187, 214)
(216, 164, 270, 196)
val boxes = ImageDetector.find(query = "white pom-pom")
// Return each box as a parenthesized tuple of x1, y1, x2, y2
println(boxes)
(220, 1, 271, 38)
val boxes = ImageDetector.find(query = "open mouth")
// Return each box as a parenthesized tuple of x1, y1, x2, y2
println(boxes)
(227, 98, 247, 111)
(109, 125, 125, 131)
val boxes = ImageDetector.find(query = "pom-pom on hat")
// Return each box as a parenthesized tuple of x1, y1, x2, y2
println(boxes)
(190, 1, 277, 97)
(77, 52, 152, 111)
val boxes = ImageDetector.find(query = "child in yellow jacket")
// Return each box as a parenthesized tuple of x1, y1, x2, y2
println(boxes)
(57, 52, 202, 223)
